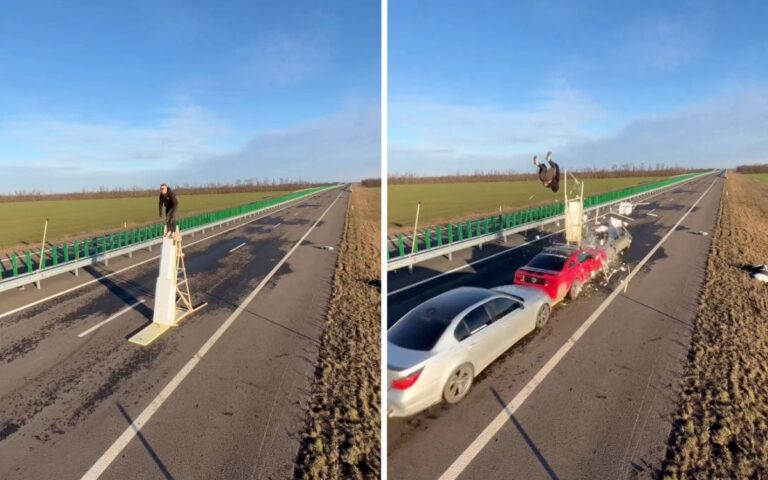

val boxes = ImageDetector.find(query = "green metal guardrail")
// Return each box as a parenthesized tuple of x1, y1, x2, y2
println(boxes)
(390, 173, 703, 259)
(0, 186, 331, 281)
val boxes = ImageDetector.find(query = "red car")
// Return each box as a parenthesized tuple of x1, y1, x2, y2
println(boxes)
(513, 244, 606, 302)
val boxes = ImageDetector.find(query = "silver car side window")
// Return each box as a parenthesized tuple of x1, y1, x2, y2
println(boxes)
(454, 320, 471, 342)
(485, 298, 520, 321)
(463, 306, 492, 336)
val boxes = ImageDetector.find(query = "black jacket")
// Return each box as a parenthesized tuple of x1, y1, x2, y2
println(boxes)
(159, 188, 179, 216)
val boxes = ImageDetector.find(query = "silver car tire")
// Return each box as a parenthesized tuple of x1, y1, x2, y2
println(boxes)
(536, 304, 550, 329)
(443, 364, 474, 404)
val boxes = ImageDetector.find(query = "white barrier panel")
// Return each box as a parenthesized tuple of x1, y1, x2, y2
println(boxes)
(129, 232, 206, 346)
(565, 199, 583, 245)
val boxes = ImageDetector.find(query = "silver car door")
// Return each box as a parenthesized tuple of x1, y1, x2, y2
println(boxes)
(458, 305, 499, 372)
(485, 297, 527, 351)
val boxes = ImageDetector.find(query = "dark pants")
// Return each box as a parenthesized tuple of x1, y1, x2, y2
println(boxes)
(538, 161, 560, 193)
(165, 208, 176, 234)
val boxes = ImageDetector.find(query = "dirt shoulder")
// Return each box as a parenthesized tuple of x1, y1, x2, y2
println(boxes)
(662, 173, 768, 478)
(294, 186, 381, 479)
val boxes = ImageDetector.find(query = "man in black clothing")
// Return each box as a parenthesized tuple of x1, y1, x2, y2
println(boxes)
(533, 151, 560, 193)
(158, 184, 179, 236)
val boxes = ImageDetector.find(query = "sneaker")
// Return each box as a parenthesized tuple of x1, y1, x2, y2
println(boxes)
(533, 155, 539, 166)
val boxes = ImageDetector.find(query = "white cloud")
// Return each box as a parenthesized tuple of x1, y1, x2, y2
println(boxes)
(3, 104, 228, 171)
(390, 87, 768, 175)
(0, 103, 379, 192)
(185, 104, 380, 183)
(389, 86, 607, 173)
(562, 88, 768, 169)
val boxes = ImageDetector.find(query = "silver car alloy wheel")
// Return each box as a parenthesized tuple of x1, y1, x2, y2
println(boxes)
(536, 304, 550, 328)
(444, 364, 473, 404)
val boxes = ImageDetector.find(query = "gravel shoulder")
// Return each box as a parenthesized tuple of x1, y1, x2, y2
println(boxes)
(294, 186, 381, 479)
(663, 173, 768, 478)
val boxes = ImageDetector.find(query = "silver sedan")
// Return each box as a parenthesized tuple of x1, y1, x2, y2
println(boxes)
(387, 285, 552, 417)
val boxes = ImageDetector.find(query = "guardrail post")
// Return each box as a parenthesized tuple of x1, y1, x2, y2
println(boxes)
(425, 228, 432, 250)
(63, 243, 70, 263)
(448, 224, 454, 244)
(484, 217, 490, 234)
(25, 251, 32, 274)
(467, 222, 473, 239)
(436, 226, 443, 247)
(52, 245, 58, 266)
(398, 234, 405, 257)
(12, 254, 18, 277)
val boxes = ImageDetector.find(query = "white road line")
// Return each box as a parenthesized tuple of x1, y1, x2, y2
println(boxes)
(79, 191, 343, 480)
(388, 178, 706, 297)
(272, 222, 282, 229)
(77, 300, 146, 338)
(647, 213, 658, 217)
(0, 193, 328, 321)
(229, 242, 247, 253)
(437, 177, 718, 480)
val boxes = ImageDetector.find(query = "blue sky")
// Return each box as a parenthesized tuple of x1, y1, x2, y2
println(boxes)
(389, 0, 768, 175)
(0, 0, 380, 192)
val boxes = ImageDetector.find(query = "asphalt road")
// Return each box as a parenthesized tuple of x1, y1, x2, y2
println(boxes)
(387, 174, 723, 480)
(0, 187, 349, 480)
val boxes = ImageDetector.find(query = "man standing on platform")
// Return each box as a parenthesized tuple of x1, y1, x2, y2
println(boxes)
(158, 183, 179, 237)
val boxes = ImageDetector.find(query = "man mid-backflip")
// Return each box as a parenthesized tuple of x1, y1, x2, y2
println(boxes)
(534, 151, 561, 193)
(158, 183, 179, 237)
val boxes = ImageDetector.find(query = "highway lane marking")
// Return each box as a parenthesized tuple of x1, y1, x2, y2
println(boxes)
(0, 192, 332, 321)
(272, 222, 282, 229)
(437, 176, 718, 480)
(229, 242, 247, 253)
(80, 191, 344, 480)
(77, 300, 146, 338)
(388, 177, 709, 297)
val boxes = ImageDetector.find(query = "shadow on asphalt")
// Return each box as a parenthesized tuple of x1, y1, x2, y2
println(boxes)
(85, 265, 153, 320)
(490, 387, 560, 480)
(116, 403, 175, 480)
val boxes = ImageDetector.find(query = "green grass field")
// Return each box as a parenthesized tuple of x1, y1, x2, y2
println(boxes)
(746, 173, 768, 185)
(0, 190, 292, 250)
(387, 176, 666, 229)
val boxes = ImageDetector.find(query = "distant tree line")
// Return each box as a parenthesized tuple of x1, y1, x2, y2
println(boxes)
(360, 178, 382, 187)
(0, 178, 332, 202)
(735, 164, 768, 174)
(389, 163, 703, 184)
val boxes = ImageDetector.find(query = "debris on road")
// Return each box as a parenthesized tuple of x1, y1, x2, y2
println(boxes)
(693, 230, 709, 236)
(618, 201, 634, 215)
(743, 263, 768, 282)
